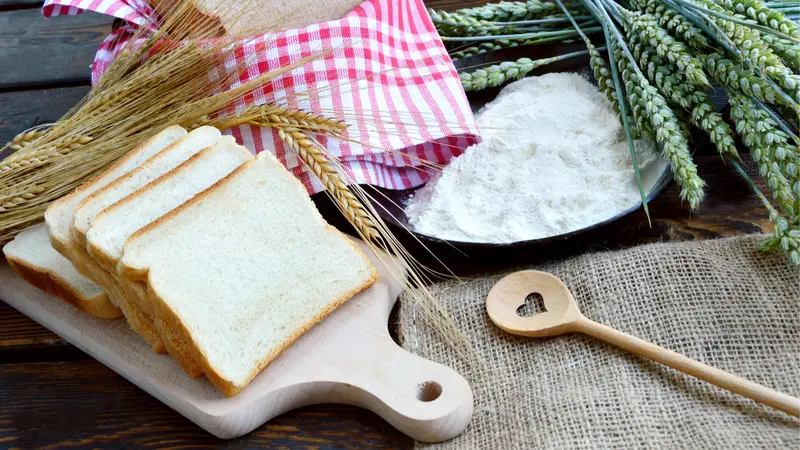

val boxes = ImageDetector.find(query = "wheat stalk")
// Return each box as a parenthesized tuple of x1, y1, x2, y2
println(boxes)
(459, 51, 593, 91)
(762, 33, 800, 72)
(0, 3, 327, 244)
(695, 0, 794, 77)
(195, 104, 349, 135)
(0, 135, 93, 174)
(428, 9, 522, 37)
(612, 42, 706, 208)
(255, 106, 349, 134)
(275, 126, 378, 241)
(729, 94, 798, 264)
(730, 94, 799, 181)
(459, 0, 565, 21)
(615, 51, 657, 139)
(701, 52, 789, 106)
(449, 37, 546, 59)
(626, 33, 738, 158)
(627, 32, 702, 107)
(732, 160, 800, 265)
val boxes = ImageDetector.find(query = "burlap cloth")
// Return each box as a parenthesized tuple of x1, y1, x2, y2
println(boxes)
(396, 235, 800, 449)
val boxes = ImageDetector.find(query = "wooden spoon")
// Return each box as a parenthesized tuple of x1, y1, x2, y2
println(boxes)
(485, 270, 800, 417)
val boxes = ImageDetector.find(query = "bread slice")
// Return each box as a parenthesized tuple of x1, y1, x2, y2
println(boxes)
(119, 152, 378, 396)
(73, 126, 222, 247)
(3, 224, 120, 319)
(43, 125, 187, 324)
(87, 138, 253, 378)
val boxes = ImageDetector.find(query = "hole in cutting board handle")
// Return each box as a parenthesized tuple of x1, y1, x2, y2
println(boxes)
(517, 293, 546, 317)
(417, 381, 442, 402)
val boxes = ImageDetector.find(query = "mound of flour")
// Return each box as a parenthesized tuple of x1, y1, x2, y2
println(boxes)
(404, 72, 665, 243)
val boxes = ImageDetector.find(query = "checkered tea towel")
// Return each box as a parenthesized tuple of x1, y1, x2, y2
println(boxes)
(42, 0, 479, 194)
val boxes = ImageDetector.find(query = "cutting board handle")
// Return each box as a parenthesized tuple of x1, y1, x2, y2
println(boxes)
(347, 338, 474, 443)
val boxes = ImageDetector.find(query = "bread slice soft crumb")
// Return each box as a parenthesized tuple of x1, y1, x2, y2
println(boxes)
(120, 151, 378, 396)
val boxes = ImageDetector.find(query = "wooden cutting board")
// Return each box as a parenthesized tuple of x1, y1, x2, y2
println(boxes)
(0, 244, 473, 442)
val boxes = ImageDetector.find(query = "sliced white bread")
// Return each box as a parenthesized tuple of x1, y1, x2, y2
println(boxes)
(3, 224, 120, 319)
(72, 126, 223, 247)
(119, 152, 378, 396)
(88, 138, 253, 378)
(43, 125, 187, 323)
(65, 126, 222, 354)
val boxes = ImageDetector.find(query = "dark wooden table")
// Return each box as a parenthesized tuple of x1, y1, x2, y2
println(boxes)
(0, 1, 774, 448)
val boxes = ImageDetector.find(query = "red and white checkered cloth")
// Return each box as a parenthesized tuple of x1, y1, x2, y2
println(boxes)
(42, 0, 479, 194)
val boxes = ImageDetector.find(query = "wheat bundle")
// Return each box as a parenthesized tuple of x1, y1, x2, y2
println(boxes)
(0, 2, 304, 242)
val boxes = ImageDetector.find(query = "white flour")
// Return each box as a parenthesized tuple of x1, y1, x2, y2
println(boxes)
(404, 72, 666, 243)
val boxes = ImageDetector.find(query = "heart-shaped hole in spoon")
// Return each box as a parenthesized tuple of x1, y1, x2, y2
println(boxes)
(516, 293, 546, 317)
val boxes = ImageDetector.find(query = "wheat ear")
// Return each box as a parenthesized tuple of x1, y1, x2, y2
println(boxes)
(259, 107, 349, 135)
(2, 129, 47, 153)
(196, 104, 349, 135)
(196, 106, 372, 237)
(0, 135, 93, 174)
(275, 126, 378, 241)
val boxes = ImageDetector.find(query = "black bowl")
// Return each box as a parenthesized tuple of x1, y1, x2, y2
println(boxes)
(314, 43, 673, 275)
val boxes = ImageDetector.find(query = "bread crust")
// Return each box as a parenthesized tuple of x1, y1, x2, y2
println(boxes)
(5, 256, 122, 319)
(52, 126, 203, 354)
(88, 138, 240, 271)
(47, 124, 187, 244)
(72, 127, 219, 247)
(123, 154, 261, 260)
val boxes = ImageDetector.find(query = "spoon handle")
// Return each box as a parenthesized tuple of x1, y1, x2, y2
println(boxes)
(577, 318, 800, 417)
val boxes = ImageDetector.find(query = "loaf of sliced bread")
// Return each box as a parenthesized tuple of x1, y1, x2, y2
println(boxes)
(73, 126, 223, 248)
(43, 125, 187, 323)
(88, 138, 253, 378)
(3, 224, 120, 319)
(120, 152, 378, 396)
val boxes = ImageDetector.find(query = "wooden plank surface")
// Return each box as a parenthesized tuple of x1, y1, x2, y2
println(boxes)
(0, 361, 412, 449)
(0, 0, 42, 8)
(0, 86, 90, 144)
(0, 301, 61, 347)
(0, 9, 112, 89)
